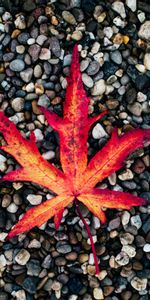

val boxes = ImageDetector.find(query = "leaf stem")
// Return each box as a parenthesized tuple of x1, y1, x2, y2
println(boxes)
(75, 199, 100, 276)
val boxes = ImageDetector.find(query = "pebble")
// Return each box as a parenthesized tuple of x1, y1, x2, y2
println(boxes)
(28, 239, 41, 248)
(122, 245, 136, 258)
(27, 194, 42, 205)
(93, 287, 104, 299)
(27, 259, 41, 276)
(138, 21, 150, 41)
(12, 290, 26, 300)
(143, 243, 150, 252)
(120, 233, 134, 245)
(82, 73, 93, 88)
(91, 79, 106, 95)
(42, 150, 55, 160)
(92, 123, 108, 139)
(144, 53, 150, 70)
(118, 169, 133, 181)
(87, 61, 100, 76)
(112, 1, 126, 19)
(15, 249, 30, 265)
(9, 59, 25, 72)
(109, 217, 120, 230)
(131, 215, 142, 229)
(126, 0, 137, 12)
(131, 277, 147, 291)
(11, 97, 24, 112)
(62, 11, 76, 25)
(7, 203, 18, 213)
(14, 15, 26, 29)
(28, 44, 41, 62)
(34, 129, 44, 142)
(115, 252, 129, 266)
(38, 94, 49, 108)
(39, 48, 51, 60)
(20, 68, 33, 83)
(110, 50, 122, 65)
(71, 30, 82, 41)
(127, 102, 142, 116)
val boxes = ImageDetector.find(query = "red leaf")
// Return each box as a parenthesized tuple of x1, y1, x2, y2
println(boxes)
(0, 44, 150, 275)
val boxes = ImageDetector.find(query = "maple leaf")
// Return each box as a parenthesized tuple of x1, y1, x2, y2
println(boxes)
(0, 44, 150, 275)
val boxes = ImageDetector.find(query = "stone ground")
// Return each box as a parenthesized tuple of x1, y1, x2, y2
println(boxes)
(0, 0, 150, 299)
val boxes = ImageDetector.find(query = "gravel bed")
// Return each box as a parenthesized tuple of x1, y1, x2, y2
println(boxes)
(0, 0, 150, 299)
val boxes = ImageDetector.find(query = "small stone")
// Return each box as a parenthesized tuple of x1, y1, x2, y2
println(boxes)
(144, 53, 150, 71)
(92, 124, 108, 139)
(131, 277, 147, 291)
(12, 290, 26, 300)
(50, 37, 61, 57)
(28, 239, 41, 248)
(118, 169, 133, 181)
(7, 203, 18, 213)
(38, 94, 49, 108)
(91, 79, 106, 96)
(11, 97, 24, 112)
(0, 154, 7, 164)
(143, 243, 150, 252)
(42, 151, 55, 160)
(115, 252, 129, 266)
(15, 249, 30, 265)
(93, 287, 104, 299)
(80, 59, 90, 72)
(62, 11, 76, 25)
(138, 21, 150, 42)
(28, 44, 41, 62)
(110, 50, 122, 65)
(34, 129, 44, 142)
(16, 45, 25, 54)
(34, 65, 42, 78)
(127, 102, 142, 116)
(71, 30, 83, 41)
(131, 215, 142, 229)
(39, 48, 51, 60)
(109, 217, 120, 230)
(9, 59, 25, 72)
(132, 159, 145, 174)
(120, 232, 134, 245)
(0, 254, 7, 268)
(27, 194, 42, 205)
(20, 68, 33, 83)
(135, 64, 146, 73)
(137, 92, 147, 102)
(126, 0, 137, 12)
(87, 61, 100, 76)
(27, 259, 41, 276)
(42, 254, 52, 269)
(15, 15, 26, 29)
(122, 245, 136, 258)
(112, 1, 126, 19)
(82, 73, 93, 88)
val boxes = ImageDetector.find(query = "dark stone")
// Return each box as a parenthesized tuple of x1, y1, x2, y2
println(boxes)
(135, 74, 150, 91)
(26, 259, 41, 277)
(72, 8, 84, 22)
(49, 37, 61, 58)
(24, 101, 32, 111)
(81, 0, 96, 15)
(86, 20, 97, 32)
(68, 276, 83, 294)
(125, 87, 137, 103)
(18, 33, 30, 44)
(103, 61, 119, 78)
(140, 192, 150, 202)
(3, 52, 14, 62)
(0, 209, 6, 229)
(142, 217, 150, 234)
(2, 34, 11, 47)
(22, 277, 38, 294)
(43, 62, 52, 75)
(127, 65, 139, 82)
(0, 291, 8, 300)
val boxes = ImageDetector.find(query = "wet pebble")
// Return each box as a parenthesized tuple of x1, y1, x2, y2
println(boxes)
(9, 59, 25, 72)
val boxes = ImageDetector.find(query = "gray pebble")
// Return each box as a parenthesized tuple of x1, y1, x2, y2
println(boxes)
(110, 50, 122, 65)
(9, 59, 25, 72)
(20, 68, 33, 83)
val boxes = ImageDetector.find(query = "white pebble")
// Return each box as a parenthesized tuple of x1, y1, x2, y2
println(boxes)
(143, 243, 150, 252)
(131, 215, 142, 229)
(7, 203, 18, 213)
(91, 79, 106, 96)
(92, 123, 108, 139)
(27, 194, 42, 205)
